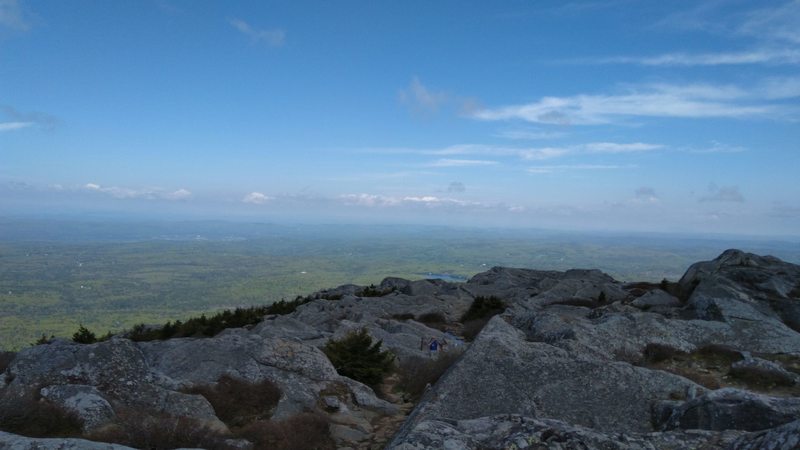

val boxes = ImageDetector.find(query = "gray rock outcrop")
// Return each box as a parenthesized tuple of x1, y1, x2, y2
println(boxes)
(1, 249, 799, 449)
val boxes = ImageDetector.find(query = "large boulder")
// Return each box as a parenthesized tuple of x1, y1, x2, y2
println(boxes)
(655, 388, 800, 432)
(0, 431, 134, 450)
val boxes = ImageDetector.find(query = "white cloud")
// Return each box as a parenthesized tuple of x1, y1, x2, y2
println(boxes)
(83, 183, 191, 200)
(471, 82, 777, 125)
(242, 192, 272, 204)
(427, 158, 499, 167)
(687, 141, 747, 154)
(339, 193, 399, 207)
(228, 18, 285, 46)
(758, 77, 800, 99)
(494, 129, 566, 140)
(164, 188, 192, 200)
(589, 48, 800, 66)
(738, 0, 800, 44)
(0, 121, 33, 132)
(519, 147, 570, 160)
(339, 193, 486, 209)
(527, 164, 632, 174)
(584, 142, 663, 153)
(0, 0, 29, 31)
(399, 76, 448, 113)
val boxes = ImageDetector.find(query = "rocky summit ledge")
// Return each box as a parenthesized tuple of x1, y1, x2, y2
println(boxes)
(1, 249, 799, 450)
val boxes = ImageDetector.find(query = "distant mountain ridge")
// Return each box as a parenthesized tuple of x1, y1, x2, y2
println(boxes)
(1, 249, 800, 449)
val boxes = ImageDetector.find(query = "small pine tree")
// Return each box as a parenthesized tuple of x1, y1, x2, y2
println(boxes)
(323, 328, 394, 388)
(598, 291, 607, 303)
(72, 325, 97, 344)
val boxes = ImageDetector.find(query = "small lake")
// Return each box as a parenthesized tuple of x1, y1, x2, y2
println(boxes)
(417, 272, 468, 282)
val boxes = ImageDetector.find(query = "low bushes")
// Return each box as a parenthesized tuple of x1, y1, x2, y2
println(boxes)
(396, 350, 463, 400)
(357, 285, 395, 297)
(460, 296, 505, 322)
(0, 391, 84, 438)
(643, 343, 687, 364)
(129, 297, 312, 342)
(187, 375, 281, 428)
(238, 413, 335, 450)
(0, 351, 15, 373)
(323, 328, 394, 388)
(459, 296, 506, 341)
(89, 410, 229, 450)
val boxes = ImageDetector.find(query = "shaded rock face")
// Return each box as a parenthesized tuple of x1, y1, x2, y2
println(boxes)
(388, 251, 800, 449)
(655, 388, 800, 432)
(0, 431, 135, 449)
(681, 249, 800, 338)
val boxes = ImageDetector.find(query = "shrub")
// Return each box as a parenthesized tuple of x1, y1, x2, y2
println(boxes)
(129, 298, 312, 342)
(416, 312, 450, 332)
(396, 350, 462, 401)
(0, 392, 84, 438)
(460, 296, 505, 322)
(323, 328, 394, 388)
(72, 325, 97, 344)
(597, 291, 607, 303)
(89, 409, 230, 450)
(461, 318, 490, 342)
(417, 312, 446, 325)
(187, 375, 281, 428)
(238, 413, 335, 450)
(391, 313, 415, 321)
(643, 343, 687, 363)
(357, 284, 395, 297)
(33, 334, 55, 346)
(0, 351, 15, 373)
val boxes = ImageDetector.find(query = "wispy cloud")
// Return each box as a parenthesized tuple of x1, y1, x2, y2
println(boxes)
(527, 164, 633, 174)
(83, 183, 191, 200)
(1, 105, 58, 130)
(427, 158, 499, 167)
(0, 121, 33, 132)
(584, 142, 663, 153)
(685, 141, 747, 154)
(518, 147, 570, 160)
(700, 184, 745, 203)
(470, 82, 787, 125)
(398, 76, 448, 114)
(339, 193, 487, 209)
(242, 192, 272, 204)
(738, 0, 800, 44)
(366, 141, 663, 160)
(585, 48, 800, 66)
(494, 129, 566, 140)
(228, 18, 285, 47)
(0, 0, 30, 31)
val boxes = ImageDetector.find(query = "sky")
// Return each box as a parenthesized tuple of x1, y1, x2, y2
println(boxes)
(1, 0, 799, 236)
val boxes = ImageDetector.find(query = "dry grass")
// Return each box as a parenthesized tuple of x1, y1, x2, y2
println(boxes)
(396, 350, 463, 400)
(187, 375, 281, 428)
(0, 351, 15, 374)
(238, 413, 335, 450)
(0, 391, 84, 438)
(89, 409, 230, 450)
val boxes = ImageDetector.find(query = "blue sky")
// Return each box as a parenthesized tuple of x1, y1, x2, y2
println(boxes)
(1, 0, 798, 235)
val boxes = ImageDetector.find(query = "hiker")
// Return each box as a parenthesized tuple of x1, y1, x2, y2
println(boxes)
(428, 338, 440, 357)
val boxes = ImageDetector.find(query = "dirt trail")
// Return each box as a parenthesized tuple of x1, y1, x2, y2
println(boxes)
(358, 373, 415, 450)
